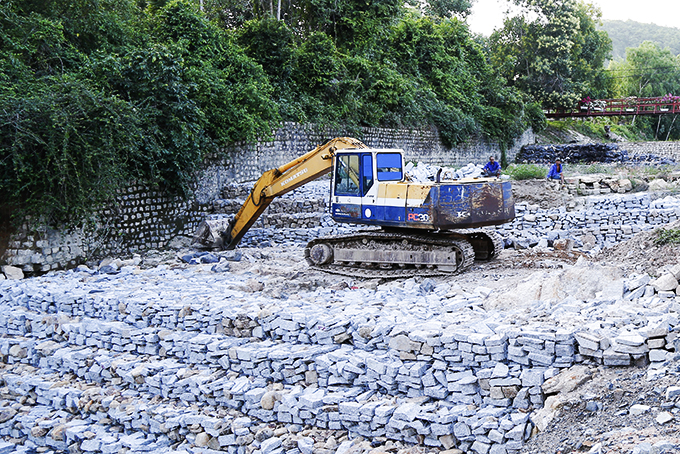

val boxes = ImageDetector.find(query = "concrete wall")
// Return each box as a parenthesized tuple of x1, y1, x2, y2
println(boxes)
(2, 124, 532, 274)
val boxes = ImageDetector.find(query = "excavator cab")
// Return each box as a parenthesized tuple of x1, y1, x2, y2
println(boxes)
(331, 150, 405, 224)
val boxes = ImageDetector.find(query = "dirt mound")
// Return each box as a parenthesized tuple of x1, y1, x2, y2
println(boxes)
(596, 219, 680, 275)
(512, 179, 576, 209)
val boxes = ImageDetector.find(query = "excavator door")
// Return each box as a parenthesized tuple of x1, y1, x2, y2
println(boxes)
(331, 152, 376, 221)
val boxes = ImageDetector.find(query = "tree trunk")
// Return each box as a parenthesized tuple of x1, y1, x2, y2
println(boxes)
(666, 115, 677, 141)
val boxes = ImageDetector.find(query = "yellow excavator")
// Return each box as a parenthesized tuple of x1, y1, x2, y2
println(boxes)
(217, 137, 514, 278)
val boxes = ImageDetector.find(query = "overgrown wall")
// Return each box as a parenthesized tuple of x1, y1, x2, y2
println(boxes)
(1, 124, 532, 274)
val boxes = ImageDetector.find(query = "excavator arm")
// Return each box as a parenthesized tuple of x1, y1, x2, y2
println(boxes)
(224, 137, 367, 250)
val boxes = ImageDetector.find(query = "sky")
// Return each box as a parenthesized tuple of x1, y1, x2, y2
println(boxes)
(467, 0, 680, 36)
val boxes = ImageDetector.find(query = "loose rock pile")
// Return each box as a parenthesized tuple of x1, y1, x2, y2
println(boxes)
(1, 244, 680, 453)
(404, 163, 489, 182)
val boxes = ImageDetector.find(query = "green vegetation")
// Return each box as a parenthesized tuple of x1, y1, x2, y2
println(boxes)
(489, 0, 611, 109)
(0, 0, 279, 223)
(607, 41, 680, 141)
(569, 163, 615, 175)
(505, 164, 547, 180)
(654, 228, 680, 246)
(543, 119, 643, 142)
(0, 0, 639, 224)
(601, 20, 680, 61)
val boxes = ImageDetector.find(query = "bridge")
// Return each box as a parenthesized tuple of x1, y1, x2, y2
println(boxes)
(544, 96, 680, 118)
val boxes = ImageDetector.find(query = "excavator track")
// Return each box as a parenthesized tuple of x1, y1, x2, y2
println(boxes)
(454, 229, 505, 261)
(305, 232, 476, 278)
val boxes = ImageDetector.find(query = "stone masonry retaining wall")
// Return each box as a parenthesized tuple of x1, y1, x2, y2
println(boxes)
(622, 141, 680, 159)
(1, 124, 532, 275)
(193, 124, 533, 204)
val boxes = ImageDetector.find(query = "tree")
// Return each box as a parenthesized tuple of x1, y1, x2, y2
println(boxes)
(609, 41, 680, 98)
(0, 0, 280, 222)
(489, 0, 612, 108)
(608, 41, 680, 140)
(13, 0, 141, 53)
(421, 0, 473, 20)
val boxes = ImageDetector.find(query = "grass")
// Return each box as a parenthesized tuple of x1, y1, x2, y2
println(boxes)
(654, 228, 680, 245)
(505, 164, 546, 180)
(544, 119, 645, 142)
(570, 163, 615, 175)
(625, 164, 680, 181)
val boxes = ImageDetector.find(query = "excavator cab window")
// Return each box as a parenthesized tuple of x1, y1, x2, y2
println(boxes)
(376, 153, 403, 181)
(335, 154, 360, 196)
(362, 154, 374, 196)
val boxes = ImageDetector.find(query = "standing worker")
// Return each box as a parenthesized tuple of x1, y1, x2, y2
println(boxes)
(547, 158, 564, 183)
(482, 156, 501, 177)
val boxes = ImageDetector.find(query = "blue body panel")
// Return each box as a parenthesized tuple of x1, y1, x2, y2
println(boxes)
(331, 180, 514, 229)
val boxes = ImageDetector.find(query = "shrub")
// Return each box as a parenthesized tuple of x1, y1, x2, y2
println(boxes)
(505, 164, 546, 180)
(654, 228, 680, 246)
(572, 163, 614, 175)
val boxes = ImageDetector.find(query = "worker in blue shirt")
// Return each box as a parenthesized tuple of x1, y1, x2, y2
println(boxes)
(547, 159, 564, 183)
(482, 156, 501, 177)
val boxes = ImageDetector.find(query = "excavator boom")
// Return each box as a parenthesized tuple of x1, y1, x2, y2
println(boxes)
(224, 137, 367, 249)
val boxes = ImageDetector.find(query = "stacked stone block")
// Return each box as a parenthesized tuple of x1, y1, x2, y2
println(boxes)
(2, 266, 679, 454)
(499, 193, 680, 249)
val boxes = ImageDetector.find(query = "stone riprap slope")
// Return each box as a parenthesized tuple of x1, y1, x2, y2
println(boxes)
(1, 249, 680, 454)
(501, 193, 680, 251)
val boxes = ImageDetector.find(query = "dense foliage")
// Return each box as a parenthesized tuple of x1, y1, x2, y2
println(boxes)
(0, 0, 279, 222)
(488, 0, 612, 109)
(3, 0, 621, 224)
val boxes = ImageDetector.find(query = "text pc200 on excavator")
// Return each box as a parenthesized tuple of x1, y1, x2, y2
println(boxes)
(221, 137, 514, 278)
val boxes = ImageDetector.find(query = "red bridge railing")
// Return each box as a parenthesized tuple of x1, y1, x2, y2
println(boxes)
(545, 97, 680, 118)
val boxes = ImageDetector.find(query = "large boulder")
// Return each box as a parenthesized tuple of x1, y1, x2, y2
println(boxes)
(485, 258, 624, 311)
(1, 265, 24, 280)
(648, 179, 670, 191)
(651, 273, 678, 292)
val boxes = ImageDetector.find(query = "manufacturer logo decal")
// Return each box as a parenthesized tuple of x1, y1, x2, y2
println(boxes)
(280, 168, 309, 187)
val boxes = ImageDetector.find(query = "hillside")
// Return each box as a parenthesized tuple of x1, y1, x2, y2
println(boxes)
(600, 20, 680, 60)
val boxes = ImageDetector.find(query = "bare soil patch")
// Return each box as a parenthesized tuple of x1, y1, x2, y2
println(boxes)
(597, 219, 680, 275)
(522, 362, 680, 454)
(511, 179, 577, 209)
